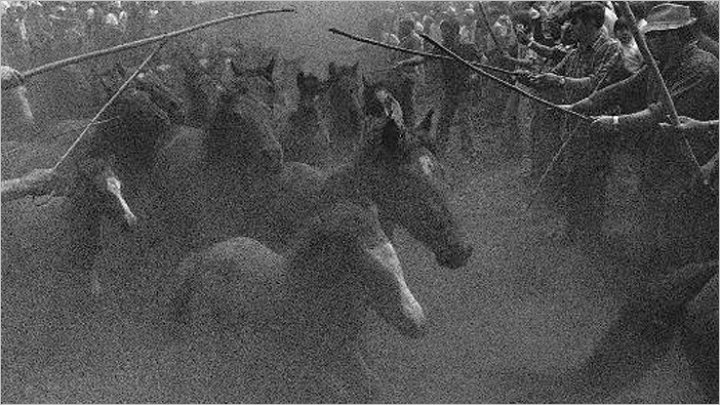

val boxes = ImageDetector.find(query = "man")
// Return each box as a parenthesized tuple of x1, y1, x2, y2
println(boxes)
(390, 18, 423, 127)
(612, 17, 643, 78)
(571, 4, 718, 144)
(523, 1, 622, 102)
(396, 19, 483, 158)
(522, 1, 623, 242)
(568, 3, 718, 260)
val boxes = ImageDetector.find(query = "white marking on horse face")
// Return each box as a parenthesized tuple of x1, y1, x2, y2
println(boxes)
(104, 175, 138, 227)
(419, 155, 434, 177)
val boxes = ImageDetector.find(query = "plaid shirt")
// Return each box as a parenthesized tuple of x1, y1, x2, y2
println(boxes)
(584, 43, 719, 161)
(551, 31, 623, 102)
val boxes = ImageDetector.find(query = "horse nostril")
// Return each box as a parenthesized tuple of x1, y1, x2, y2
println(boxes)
(437, 243, 473, 269)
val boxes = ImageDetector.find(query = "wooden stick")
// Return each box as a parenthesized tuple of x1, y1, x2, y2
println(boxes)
(617, 1, 701, 175)
(22, 8, 296, 80)
(328, 28, 516, 76)
(53, 43, 165, 174)
(418, 33, 593, 123)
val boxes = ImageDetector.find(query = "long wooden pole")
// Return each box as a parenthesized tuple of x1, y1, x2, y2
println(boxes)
(21, 8, 296, 80)
(328, 28, 516, 76)
(418, 33, 592, 123)
(53, 43, 165, 174)
(617, 1, 701, 175)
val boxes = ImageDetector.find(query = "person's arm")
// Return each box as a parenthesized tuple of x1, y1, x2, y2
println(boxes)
(1, 168, 60, 202)
(595, 63, 719, 134)
(541, 42, 622, 93)
(528, 40, 566, 60)
(568, 66, 649, 115)
(659, 117, 720, 138)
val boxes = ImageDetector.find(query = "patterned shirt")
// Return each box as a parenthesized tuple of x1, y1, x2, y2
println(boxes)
(551, 30, 623, 102)
(584, 43, 719, 161)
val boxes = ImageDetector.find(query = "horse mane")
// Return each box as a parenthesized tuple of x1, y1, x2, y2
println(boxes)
(205, 89, 275, 163)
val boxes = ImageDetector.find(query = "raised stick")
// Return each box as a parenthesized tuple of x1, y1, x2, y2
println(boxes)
(617, 1, 701, 176)
(22, 8, 296, 80)
(328, 28, 516, 76)
(53, 43, 165, 174)
(418, 33, 592, 123)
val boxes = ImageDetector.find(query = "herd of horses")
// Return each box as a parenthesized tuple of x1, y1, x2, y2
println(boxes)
(2, 43, 474, 402)
(2, 34, 717, 402)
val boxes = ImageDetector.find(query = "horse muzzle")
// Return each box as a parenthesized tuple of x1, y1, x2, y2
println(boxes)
(436, 243, 473, 269)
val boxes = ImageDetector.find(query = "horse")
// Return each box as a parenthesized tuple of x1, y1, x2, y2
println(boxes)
(280, 71, 328, 167)
(152, 59, 285, 254)
(176, 45, 279, 130)
(273, 81, 473, 269)
(170, 200, 425, 403)
(522, 260, 718, 403)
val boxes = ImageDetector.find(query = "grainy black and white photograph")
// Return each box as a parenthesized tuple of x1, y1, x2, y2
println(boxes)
(1, 0, 718, 403)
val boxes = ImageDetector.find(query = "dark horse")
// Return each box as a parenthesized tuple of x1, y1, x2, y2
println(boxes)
(153, 58, 285, 254)
(273, 81, 472, 269)
(280, 71, 328, 167)
(171, 200, 425, 403)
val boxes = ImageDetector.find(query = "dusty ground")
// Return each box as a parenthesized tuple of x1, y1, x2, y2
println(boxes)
(1, 113, 709, 402)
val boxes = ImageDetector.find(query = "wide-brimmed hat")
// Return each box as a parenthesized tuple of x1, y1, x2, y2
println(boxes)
(642, 3, 697, 34)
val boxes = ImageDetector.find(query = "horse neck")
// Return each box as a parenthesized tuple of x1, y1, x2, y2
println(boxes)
(319, 165, 367, 208)
(326, 86, 360, 138)
(290, 98, 320, 135)
(298, 91, 318, 110)
(282, 241, 366, 360)
(97, 121, 160, 177)
(183, 77, 208, 126)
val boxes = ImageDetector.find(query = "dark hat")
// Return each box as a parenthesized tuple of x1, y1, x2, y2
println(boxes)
(568, 2, 605, 20)
(641, 3, 697, 34)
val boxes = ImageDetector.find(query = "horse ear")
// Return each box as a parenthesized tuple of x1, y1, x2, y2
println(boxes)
(264, 57, 276, 82)
(328, 62, 337, 78)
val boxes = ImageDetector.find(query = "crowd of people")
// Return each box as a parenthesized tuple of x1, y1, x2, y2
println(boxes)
(2, 1, 718, 250)
(363, 1, 718, 250)
(1, 2, 718, 401)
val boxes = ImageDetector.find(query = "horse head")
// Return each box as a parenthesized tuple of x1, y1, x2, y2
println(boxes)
(72, 154, 138, 230)
(227, 57, 281, 111)
(207, 75, 284, 175)
(288, 199, 426, 343)
(353, 82, 473, 269)
(296, 71, 324, 103)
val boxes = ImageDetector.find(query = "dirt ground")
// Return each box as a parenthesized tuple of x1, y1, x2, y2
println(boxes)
(1, 106, 710, 403)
